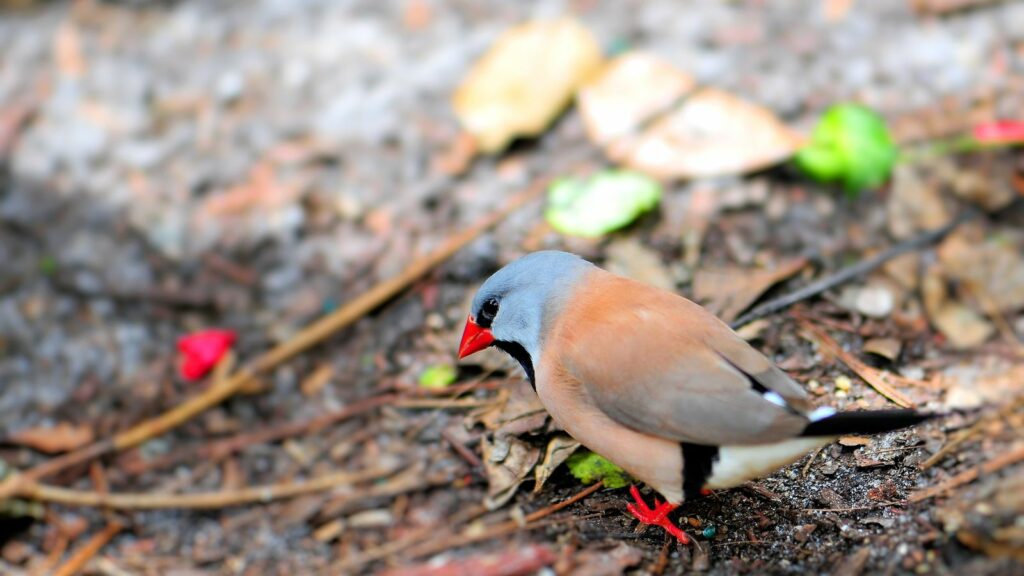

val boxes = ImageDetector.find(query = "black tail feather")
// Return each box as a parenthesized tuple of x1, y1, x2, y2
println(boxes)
(801, 409, 932, 437)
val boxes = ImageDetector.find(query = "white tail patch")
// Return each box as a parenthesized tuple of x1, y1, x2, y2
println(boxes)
(809, 406, 837, 421)
(763, 391, 788, 408)
(705, 437, 832, 490)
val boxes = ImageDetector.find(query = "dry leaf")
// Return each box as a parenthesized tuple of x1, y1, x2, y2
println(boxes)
(481, 435, 540, 509)
(838, 435, 872, 447)
(923, 262, 994, 350)
(694, 258, 808, 322)
(862, 337, 903, 362)
(604, 238, 675, 291)
(533, 435, 580, 493)
(616, 88, 803, 180)
(471, 380, 548, 436)
(887, 164, 951, 240)
(453, 19, 604, 153)
(938, 233, 1024, 314)
(578, 52, 696, 147)
(942, 361, 1024, 410)
(8, 422, 94, 454)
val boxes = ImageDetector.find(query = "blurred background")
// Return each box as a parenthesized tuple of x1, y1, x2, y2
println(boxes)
(0, 0, 1023, 574)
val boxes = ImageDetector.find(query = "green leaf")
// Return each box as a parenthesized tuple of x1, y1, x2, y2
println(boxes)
(566, 450, 632, 489)
(418, 364, 457, 389)
(545, 170, 661, 238)
(795, 104, 898, 197)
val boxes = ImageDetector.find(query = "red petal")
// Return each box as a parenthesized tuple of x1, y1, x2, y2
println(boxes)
(972, 120, 1024, 144)
(176, 329, 236, 381)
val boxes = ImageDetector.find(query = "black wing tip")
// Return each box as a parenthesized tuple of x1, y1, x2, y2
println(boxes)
(801, 409, 934, 437)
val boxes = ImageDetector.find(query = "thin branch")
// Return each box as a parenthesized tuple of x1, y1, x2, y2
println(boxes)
(909, 443, 1024, 503)
(53, 521, 124, 576)
(403, 481, 603, 561)
(920, 395, 1024, 470)
(0, 178, 547, 502)
(18, 465, 396, 510)
(731, 209, 979, 329)
(799, 320, 915, 408)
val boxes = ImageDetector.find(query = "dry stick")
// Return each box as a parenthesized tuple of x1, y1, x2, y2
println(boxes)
(910, 443, 1024, 503)
(52, 521, 123, 576)
(335, 504, 492, 572)
(403, 481, 603, 561)
(125, 393, 398, 476)
(920, 395, 1024, 470)
(730, 209, 978, 330)
(19, 465, 395, 510)
(799, 320, 915, 408)
(0, 179, 548, 502)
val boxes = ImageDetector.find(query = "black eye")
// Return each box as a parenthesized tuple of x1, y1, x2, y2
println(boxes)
(479, 298, 499, 324)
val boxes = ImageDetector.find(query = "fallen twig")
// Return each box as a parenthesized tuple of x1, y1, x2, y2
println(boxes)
(122, 393, 397, 476)
(337, 481, 603, 572)
(378, 544, 557, 576)
(920, 395, 1024, 470)
(798, 320, 915, 408)
(731, 210, 978, 329)
(53, 521, 123, 576)
(402, 481, 603, 561)
(0, 178, 547, 502)
(18, 465, 396, 510)
(910, 443, 1024, 503)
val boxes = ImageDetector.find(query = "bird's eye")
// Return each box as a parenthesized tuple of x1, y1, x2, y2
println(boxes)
(479, 298, 499, 324)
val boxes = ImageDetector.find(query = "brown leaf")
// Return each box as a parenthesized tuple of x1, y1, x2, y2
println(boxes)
(616, 88, 803, 180)
(694, 257, 808, 322)
(887, 164, 951, 240)
(938, 233, 1024, 314)
(481, 436, 540, 510)
(472, 380, 548, 436)
(533, 435, 580, 493)
(604, 238, 676, 291)
(942, 361, 1024, 410)
(578, 52, 696, 147)
(862, 338, 903, 362)
(838, 435, 872, 447)
(453, 19, 604, 153)
(8, 422, 94, 454)
(923, 262, 994, 350)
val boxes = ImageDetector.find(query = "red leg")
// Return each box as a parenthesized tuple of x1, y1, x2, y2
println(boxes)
(625, 485, 691, 544)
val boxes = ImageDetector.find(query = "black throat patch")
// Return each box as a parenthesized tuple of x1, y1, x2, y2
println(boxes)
(681, 443, 720, 501)
(493, 340, 535, 388)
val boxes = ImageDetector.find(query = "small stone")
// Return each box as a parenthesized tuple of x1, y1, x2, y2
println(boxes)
(835, 376, 852, 391)
(794, 523, 817, 542)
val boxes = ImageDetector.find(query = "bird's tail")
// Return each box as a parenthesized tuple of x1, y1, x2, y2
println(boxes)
(800, 409, 932, 437)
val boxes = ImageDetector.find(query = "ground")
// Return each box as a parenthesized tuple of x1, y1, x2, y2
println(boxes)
(0, 0, 1023, 574)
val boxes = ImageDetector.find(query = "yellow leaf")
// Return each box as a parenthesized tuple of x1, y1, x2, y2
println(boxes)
(453, 19, 604, 153)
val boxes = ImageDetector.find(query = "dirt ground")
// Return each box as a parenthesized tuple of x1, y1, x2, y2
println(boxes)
(1, 1, 1023, 574)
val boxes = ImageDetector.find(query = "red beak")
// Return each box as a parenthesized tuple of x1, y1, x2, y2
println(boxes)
(458, 315, 495, 359)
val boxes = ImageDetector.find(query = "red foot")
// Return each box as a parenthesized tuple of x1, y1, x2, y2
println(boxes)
(700, 488, 713, 497)
(625, 485, 691, 544)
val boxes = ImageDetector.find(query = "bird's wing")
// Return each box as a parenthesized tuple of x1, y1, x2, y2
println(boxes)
(552, 272, 812, 446)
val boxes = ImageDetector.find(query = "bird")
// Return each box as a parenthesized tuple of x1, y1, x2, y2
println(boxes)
(457, 250, 931, 543)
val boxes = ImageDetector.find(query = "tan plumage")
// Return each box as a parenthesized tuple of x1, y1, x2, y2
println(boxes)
(459, 251, 930, 540)
(539, 269, 825, 502)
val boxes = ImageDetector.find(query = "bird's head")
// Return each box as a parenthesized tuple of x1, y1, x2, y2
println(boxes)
(458, 251, 594, 382)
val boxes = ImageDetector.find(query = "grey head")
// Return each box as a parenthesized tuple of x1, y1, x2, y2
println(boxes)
(464, 251, 595, 384)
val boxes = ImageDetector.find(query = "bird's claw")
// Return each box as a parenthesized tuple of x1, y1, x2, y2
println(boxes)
(625, 485, 691, 544)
